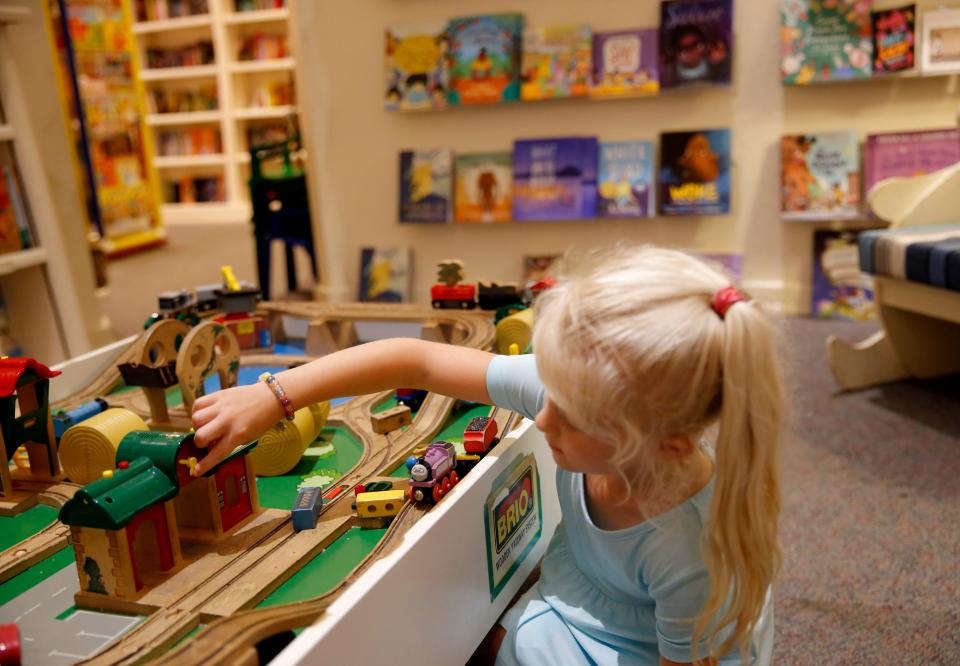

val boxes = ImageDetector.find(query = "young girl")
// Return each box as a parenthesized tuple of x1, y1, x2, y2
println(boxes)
(190, 246, 783, 665)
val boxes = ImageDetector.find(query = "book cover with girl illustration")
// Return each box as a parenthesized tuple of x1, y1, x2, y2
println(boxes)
(659, 0, 733, 89)
(872, 4, 915, 73)
(598, 141, 655, 218)
(781, 132, 860, 220)
(864, 129, 960, 197)
(398, 149, 452, 223)
(659, 129, 731, 216)
(781, 0, 873, 84)
(591, 29, 660, 97)
(512, 137, 598, 221)
(384, 23, 449, 111)
(454, 152, 512, 223)
(520, 24, 592, 100)
(812, 229, 876, 320)
(447, 13, 524, 105)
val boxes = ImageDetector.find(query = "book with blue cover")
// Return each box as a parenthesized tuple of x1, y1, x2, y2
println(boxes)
(597, 141, 654, 218)
(358, 247, 413, 302)
(447, 13, 524, 105)
(659, 129, 731, 216)
(399, 149, 452, 223)
(512, 137, 598, 221)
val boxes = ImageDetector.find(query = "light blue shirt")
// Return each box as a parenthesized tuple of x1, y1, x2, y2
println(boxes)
(486, 354, 772, 666)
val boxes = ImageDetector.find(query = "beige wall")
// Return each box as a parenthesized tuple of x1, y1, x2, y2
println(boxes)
(290, 0, 960, 314)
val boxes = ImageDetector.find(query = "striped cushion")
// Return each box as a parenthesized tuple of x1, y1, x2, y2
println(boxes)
(858, 225, 960, 292)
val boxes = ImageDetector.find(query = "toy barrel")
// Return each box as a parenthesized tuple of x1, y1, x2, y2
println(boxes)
(306, 400, 331, 441)
(250, 405, 316, 477)
(59, 408, 149, 484)
(495, 307, 534, 355)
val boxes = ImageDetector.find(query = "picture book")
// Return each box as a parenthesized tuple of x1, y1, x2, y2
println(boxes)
(699, 253, 743, 280)
(399, 149, 452, 223)
(385, 23, 449, 111)
(872, 4, 915, 73)
(447, 13, 524, 105)
(454, 152, 512, 223)
(659, 0, 733, 89)
(597, 141, 655, 218)
(781, 0, 873, 84)
(358, 247, 413, 303)
(512, 137, 598, 221)
(659, 129, 731, 216)
(591, 29, 660, 98)
(0, 167, 22, 255)
(523, 254, 561, 284)
(781, 132, 860, 220)
(812, 229, 876, 320)
(521, 24, 592, 101)
(864, 129, 960, 198)
(920, 7, 960, 74)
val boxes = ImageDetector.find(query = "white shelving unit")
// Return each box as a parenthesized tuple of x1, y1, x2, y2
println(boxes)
(0, 3, 107, 362)
(131, 0, 299, 224)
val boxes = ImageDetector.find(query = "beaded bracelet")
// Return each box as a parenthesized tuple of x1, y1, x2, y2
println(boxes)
(259, 372, 296, 421)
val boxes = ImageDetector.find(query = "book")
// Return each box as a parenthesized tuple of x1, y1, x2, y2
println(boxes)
(781, 0, 873, 84)
(812, 229, 876, 320)
(920, 7, 960, 74)
(521, 24, 592, 101)
(399, 149, 452, 223)
(660, 0, 733, 89)
(872, 4, 916, 73)
(523, 254, 561, 284)
(358, 247, 413, 303)
(591, 29, 660, 98)
(597, 141, 655, 218)
(864, 129, 960, 198)
(512, 137, 598, 221)
(781, 132, 860, 220)
(384, 23, 449, 111)
(447, 13, 524, 105)
(0, 157, 34, 250)
(659, 129, 731, 216)
(454, 152, 512, 223)
(0, 166, 22, 255)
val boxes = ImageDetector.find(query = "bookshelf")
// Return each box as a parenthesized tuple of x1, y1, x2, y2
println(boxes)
(130, 0, 298, 224)
(0, 3, 108, 362)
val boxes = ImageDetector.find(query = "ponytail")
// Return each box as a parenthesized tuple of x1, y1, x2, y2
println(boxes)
(694, 300, 784, 662)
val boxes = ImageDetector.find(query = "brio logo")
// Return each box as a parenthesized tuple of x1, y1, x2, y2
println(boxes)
(494, 469, 534, 552)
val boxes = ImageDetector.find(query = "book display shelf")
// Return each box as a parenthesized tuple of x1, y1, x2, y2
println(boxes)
(0, 4, 104, 362)
(131, 0, 297, 224)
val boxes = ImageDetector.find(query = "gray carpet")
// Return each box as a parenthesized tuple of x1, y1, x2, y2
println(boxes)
(776, 318, 960, 664)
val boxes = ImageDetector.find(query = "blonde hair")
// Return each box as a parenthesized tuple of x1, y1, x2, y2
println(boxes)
(532, 245, 783, 663)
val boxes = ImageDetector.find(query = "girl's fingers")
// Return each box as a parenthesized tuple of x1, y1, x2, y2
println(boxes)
(193, 416, 226, 449)
(191, 405, 216, 428)
(193, 394, 215, 412)
(193, 437, 233, 477)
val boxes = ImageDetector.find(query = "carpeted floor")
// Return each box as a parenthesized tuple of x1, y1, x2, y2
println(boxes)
(776, 318, 960, 665)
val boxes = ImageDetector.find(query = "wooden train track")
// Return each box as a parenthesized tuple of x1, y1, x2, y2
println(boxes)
(15, 303, 499, 665)
(0, 481, 81, 583)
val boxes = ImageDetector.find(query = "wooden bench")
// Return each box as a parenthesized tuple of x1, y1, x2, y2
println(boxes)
(827, 162, 960, 390)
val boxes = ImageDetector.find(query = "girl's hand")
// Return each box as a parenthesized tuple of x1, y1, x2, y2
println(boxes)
(190, 382, 285, 476)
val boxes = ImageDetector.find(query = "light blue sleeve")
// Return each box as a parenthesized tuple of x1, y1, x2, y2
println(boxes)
(643, 524, 729, 663)
(485, 354, 546, 422)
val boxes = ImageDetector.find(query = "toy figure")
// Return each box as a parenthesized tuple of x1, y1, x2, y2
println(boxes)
(476, 170, 500, 215)
(471, 47, 493, 79)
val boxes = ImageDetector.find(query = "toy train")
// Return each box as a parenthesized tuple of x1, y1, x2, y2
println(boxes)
(430, 282, 523, 311)
(408, 440, 459, 503)
(463, 416, 498, 455)
(395, 388, 428, 411)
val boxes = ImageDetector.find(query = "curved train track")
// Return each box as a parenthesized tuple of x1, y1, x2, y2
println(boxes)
(56, 303, 500, 664)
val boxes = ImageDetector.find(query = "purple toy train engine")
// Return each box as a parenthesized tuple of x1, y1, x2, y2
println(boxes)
(408, 441, 459, 503)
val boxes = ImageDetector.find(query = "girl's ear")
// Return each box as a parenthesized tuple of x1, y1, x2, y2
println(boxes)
(658, 435, 696, 460)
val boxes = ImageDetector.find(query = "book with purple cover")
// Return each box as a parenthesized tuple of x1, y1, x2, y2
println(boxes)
(864, 128, 960, 197)
(590, 29, 659, 97)
(660, 0, 733, 89)
(512, 137, 598, 221)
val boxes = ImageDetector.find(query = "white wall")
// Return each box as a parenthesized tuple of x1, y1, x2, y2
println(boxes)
(290, 0, 960, 314)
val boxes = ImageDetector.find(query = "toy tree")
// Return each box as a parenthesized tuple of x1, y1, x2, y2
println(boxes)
(436, 260, 465, 287)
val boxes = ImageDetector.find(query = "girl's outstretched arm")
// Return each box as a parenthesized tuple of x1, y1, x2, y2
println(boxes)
(190, 338, 494, 475)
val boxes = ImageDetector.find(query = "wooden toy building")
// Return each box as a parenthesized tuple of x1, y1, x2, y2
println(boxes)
(60, 431, 259, 605)
(0, 358, 62, 500)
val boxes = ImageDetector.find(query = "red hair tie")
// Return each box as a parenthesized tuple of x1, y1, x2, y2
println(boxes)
(711, 285, 747, 319)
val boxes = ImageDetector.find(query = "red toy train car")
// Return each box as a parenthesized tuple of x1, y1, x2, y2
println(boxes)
(430, 283, 477, 309)
(463, 416, 499, 455)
